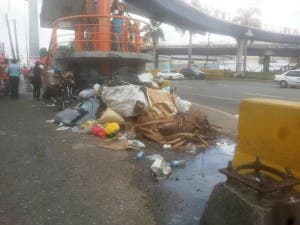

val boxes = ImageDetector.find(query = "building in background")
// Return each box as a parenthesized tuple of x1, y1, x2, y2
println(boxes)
(28, 0, 40, 62)
(0, 42, 5, 63)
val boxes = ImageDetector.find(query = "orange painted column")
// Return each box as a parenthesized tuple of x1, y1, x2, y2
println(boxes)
(135, 22, 141, 52)
(52, 26, 58, 54)
(75, 24, 84, 51)
(98, 0, 111, 51)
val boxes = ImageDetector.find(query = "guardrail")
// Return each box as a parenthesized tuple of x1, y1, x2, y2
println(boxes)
(49, 14, 150, 55)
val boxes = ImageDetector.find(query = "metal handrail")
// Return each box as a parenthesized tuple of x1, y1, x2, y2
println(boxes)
(49, 14, 150, 54)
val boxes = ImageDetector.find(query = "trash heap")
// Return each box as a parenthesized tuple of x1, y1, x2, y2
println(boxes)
(51, 68, 216, 151)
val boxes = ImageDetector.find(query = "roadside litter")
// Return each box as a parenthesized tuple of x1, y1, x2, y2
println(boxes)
(47, 68, 216, 153)
(147, 154, 171, 180)
(170, 160, 186, 168)
(135, 151, 145, 160)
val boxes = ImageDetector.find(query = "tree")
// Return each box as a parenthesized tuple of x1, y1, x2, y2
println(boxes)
(143, 20, 165, 69)
(233, 8, 261, 27)
(176, 28, 193, 68)
(40, 48, 48, 58)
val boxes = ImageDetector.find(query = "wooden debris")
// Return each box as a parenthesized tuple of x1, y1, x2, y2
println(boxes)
(135, 89, 216, 150)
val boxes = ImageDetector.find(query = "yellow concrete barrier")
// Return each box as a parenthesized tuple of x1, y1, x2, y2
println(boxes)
(232, 98, 300, 191)
(147, 69, 159, 78)
(202, 69, 226, 79)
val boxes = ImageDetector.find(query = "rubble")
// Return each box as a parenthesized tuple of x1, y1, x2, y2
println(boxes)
(48, 69, 216, 152)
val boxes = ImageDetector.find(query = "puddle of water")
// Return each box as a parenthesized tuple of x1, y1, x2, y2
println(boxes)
(159, 138, 236, 225)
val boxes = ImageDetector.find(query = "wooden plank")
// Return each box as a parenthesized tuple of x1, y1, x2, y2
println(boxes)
(197, 135, 210, 148)
(135, 118, 175, 128)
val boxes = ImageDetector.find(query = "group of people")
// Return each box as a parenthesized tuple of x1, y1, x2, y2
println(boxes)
(4, 59, 43, 100)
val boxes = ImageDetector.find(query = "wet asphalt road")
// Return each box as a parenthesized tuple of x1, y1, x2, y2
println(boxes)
(171, 79, 300, 115)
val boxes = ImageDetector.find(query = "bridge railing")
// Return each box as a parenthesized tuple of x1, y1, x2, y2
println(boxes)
(49, 14, 150, 55)
(185, 1, 299, 36)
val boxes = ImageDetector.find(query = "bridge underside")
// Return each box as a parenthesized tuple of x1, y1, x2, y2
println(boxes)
(124, 0, 300, 45)
(149, 47, 300, 57)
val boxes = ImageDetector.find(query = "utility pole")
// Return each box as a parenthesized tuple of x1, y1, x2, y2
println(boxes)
(24, 1, 29, 65)
(5, 13, 16, 60)
(13, 19, 20, 61)
(28, 0, 40, 60)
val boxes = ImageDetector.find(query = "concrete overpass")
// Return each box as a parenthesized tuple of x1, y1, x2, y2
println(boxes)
(40, 0, 300, 72)
(41, 0, 300, 45)
(146, 44, 300, 58)
(124, 0, 300, 45)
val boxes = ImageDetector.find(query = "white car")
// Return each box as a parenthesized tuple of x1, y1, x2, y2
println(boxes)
(158, 70, 184, 80)
(274, 70, 300, 88)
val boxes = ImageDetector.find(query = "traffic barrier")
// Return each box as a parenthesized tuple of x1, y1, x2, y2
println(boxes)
(232, 98, 300, 191)
(203, 69, 226, 79)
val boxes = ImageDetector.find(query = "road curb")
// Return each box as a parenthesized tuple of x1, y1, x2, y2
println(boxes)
(193, 103, 238, 140)
(207, 78, 274, 82)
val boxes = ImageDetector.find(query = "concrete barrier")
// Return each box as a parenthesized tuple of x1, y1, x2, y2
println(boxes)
(232, 98, 300, 191)
(203, 69, 226, 79)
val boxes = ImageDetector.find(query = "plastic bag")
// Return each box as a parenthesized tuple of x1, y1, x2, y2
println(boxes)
(102, 85, 148, 117)
(91, 125, 107, 138)
(138, 73, 153, 82)
(175, 97, 192, 113)
(79, 89, 96, 99)
(147, 154, 171, 180)
(128, 140, 146, 148)
(104, 123, 120, 136)
(99, 108, 125, 124)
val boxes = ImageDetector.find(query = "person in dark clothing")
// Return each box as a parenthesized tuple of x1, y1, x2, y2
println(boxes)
(32, 62, 43, 100)
(6, 59, 22, 99)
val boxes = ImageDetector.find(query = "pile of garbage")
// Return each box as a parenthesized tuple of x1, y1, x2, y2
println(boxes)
(48, 69, 216, 151)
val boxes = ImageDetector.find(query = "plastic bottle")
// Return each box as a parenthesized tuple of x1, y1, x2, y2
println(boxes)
(135, 151, 145, 160)
(170, 160, 186, 168)
(163, 144, 172, 149)
(128, 140, 146, 148)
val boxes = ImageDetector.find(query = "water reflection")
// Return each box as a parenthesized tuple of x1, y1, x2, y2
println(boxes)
(160, 138, 236, 225)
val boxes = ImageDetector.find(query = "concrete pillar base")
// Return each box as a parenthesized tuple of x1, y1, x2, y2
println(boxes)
(235, 39, 246, 76)
(263, 55, 271, 72)
(200, 183, 274, 225)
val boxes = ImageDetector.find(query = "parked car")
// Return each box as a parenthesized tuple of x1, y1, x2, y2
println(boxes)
(274, 70, 300, 88)
(158, 69, 184, 80)
(180, 67, 206, 80)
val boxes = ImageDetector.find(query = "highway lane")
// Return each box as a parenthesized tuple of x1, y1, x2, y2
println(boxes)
(171, 79, 300, 115)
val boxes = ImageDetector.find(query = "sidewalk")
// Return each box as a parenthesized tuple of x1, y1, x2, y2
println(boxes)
(0, 94, 155, 225)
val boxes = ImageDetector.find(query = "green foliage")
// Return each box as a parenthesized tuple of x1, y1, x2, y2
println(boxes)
(143, 20, 165, 44)
(40, 48, 48, 58)
(233, 8, 261, 26)
(57, 44, 74, 57)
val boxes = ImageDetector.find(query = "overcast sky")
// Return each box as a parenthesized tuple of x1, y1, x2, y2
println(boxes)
(0, 0, 300, 61)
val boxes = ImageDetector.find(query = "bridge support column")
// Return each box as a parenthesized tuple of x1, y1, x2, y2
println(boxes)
(188, 31, 193, 68)
(154, 52, 159, 69)
(263, 55, 270, 72)
(243, 41, 248, 73)
(97, 0, 111, 51)
(236, 39, 246, 76)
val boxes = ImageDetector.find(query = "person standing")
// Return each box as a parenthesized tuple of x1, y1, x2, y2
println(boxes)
(6, 59, 21, 99)
(22, 66, 30, 84)
(32, 62, 43, 100)
(111, 9, 124, 51)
